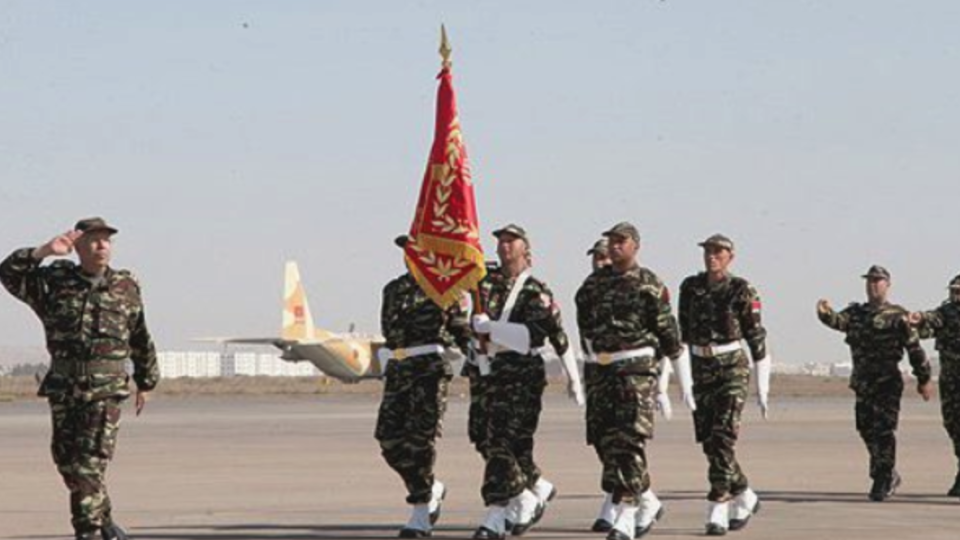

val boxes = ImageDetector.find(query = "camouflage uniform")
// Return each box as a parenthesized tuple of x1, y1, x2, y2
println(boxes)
(476, 266, 569, 506)
(678, 272, 766, 502)
(818, 301, 931, 482)
(576, 264, 681, 503)
(375, 272, 469, 504)
(914, 293, 960, 479)
(0, 247, 159, 536)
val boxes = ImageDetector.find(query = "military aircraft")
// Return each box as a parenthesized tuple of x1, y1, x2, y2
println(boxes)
(205, 261, 385, 382)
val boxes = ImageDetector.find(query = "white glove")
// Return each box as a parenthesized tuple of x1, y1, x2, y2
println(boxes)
(559, 348, 585, 406)
(376, 347, 392, 370)
(441, 347, 465, 364)
(656, 358, 673, 420)
(476, 353, 491, 376)
(673, 348, 696, 411)
(656, 392, 673, 420)
(488, 321, 531, 354)
(472, 313, 492, 334)
(754, 356, 771, 419)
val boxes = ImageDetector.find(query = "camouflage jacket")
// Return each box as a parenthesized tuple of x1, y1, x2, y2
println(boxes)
(575, 264, 681, 359)
(678, 272, 767, 360)
(477, 266, 569, 356)
(380, 273, 470, 352)
(818, 301, 931, 387)
(0, 248, 159, 400)
(916, 300, 960, 367)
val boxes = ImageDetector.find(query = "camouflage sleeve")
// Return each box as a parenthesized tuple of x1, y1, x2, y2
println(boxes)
(738, 282, 767, 360)
(901, 317, 931, 385)
(915, 306, 945, 340)
(818, 304, 850, 333)
(649, 283, 682, 360)
(520, 282, 569, 356)
(129, 306, 159, 391)
(575, 279, 593, 341)
(445, 295, 472, 353)
(678, 279, 691, 344)
(380, 281, 398, 347)
(0, 248, 48, 317)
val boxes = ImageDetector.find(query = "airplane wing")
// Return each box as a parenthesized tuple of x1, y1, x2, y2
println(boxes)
(194, 337, 298, 347)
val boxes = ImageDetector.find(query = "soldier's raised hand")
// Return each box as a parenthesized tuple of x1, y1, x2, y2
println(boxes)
(32, 230, 82, 259)
(816, 299, 832, 315)
(906, 312, 924, 326)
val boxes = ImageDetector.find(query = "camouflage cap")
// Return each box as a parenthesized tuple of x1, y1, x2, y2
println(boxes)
(949, 274, 960, 289)
(586, 238, 609, 256)
(492, 223, 529, 244)
(74, 217, 118, 235)
(602, 222, 640, 243)
(698, 233, 735, 251)
(861, 265, 891, 281)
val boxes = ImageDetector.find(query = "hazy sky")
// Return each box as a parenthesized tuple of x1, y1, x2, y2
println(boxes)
(1, 1, 958, 365)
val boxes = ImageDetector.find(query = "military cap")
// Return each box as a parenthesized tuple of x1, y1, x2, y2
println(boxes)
(74, 217, 118, 235)
(492, 224, 529, 244)
(949, 274, 960, 289)
(393, 234, 410, 249)
(698, 233, 735, 251)
(602, 222, 640, 243)
(586, 238, 609, 256)
(861, 265, 891, 281)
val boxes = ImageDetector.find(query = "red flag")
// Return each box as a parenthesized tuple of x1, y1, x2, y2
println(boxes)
(404, 64, 485, 308)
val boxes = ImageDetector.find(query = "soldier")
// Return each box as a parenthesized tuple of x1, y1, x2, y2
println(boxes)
(0, 218, 158, 540)
(582, 237, 618, 532)
(907, 274, 960, 497)
(678, 234, 768, 535)
(576, 222, 681, 540)
(374, 234, 470, 538)
(817, 265, 933, 502)
(470, 224, 570, 540)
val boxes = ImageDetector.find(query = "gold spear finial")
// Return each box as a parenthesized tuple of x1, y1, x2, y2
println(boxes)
(439, 24, 452, 69)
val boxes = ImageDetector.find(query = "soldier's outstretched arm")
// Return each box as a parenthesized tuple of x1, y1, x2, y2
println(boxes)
(902, 318, 933, 400)
(129, 307, 159, 397)
(816, 299, 849, 332)
(909, 307, 944, 340)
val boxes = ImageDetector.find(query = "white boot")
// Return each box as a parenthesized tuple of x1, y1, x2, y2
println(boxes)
(427, 480, 446, 525)
(636, 490, 664, 538)
(504, 496, 519, 531)
(475, 505, 507, 539)
(510, 489, 543, 535)
(706, 501, 729, 536)
(609, 502, 639, 540)
(592, 492, 617, 532)
(729, 488, 759, 531)
(533, 477, 557, 505)
(400, 504, 431, 537)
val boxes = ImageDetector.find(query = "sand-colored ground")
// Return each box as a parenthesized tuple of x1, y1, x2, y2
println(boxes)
(1, 389, 956, 540)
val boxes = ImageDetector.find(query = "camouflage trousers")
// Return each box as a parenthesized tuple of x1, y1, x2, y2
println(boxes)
(49, 396, 123, 534)
(692, 351, 750, 502)
(480, 354, 546, 506)
(463, 362, 490, 458)
(940, 359, 960, 465)
(375, 354, 452, 504)
(584, 363, 615, 494)
(853, 374, 903, 480)
(590, 360, 658, 504)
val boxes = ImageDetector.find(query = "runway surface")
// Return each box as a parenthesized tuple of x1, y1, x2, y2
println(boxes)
(1, 392, 957, 539)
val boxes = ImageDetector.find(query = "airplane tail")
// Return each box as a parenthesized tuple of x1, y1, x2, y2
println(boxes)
(282, 261, 333, 342)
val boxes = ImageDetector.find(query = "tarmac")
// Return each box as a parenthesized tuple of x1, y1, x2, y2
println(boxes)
(1, 392, 957, 539)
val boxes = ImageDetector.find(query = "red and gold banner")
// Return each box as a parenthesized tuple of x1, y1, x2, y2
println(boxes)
(404, 65, 485, 308)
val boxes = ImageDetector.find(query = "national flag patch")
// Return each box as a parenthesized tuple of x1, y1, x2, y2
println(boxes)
(752, 299, 762, 313)
(661, 287, 671, 303)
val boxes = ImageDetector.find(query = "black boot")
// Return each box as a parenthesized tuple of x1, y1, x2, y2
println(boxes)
(101, 523, 130, 540)
(948, 472, 960, 497)
(591, 518, 614, 533)
(868, 471, 901, 502)
(76, 533, 98, 540)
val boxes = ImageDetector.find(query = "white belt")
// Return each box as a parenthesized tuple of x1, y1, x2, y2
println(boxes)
(691, 342, 742, 358)
(585, 346, 656, 366)
(469, 340, 546, 360)
(386, 344, 445, 361)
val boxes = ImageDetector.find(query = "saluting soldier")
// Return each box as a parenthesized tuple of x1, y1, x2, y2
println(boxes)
(817, 265, 933, 502)
(375, 235, 471, 538)
(0, 218, 158, 540)
(470, 224, 570, 540)
(908, 274, 960, 497)
(576, 222, 681, 540)
(678, 234, 768, 536)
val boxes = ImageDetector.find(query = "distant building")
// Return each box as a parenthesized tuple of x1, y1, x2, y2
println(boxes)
(157, 351, 322, 379)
